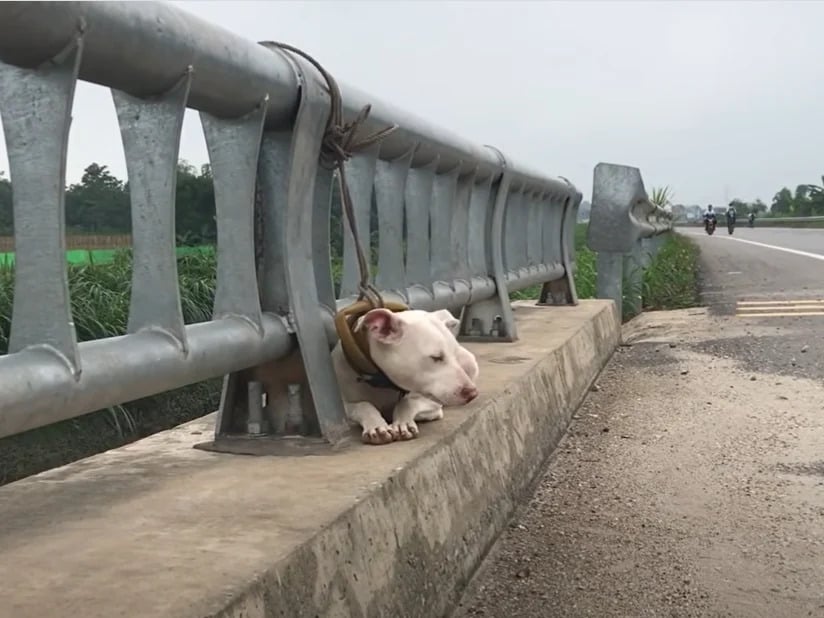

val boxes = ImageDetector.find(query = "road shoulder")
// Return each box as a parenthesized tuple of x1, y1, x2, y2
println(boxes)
(453, 308, 824, 618)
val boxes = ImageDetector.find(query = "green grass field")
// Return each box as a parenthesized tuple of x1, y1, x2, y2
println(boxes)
(511, 224, 700, 320)
(0, 245, 213, 267)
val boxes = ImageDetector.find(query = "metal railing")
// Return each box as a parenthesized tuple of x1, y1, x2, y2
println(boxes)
(586, 162, 674, 318)
(0, 1, 581, 446)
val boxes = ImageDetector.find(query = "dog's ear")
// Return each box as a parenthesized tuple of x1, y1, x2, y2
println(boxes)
(431, 309, 460, 335)
(356, 308, 404, 344)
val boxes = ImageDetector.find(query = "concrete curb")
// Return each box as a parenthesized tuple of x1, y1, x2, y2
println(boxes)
(0, 300, 619, 618)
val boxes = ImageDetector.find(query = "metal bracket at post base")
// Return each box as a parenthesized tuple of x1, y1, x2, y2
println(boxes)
(458, 297, 516, 343)
(536, 277, 576, 307)
(194, 359, 354, 457)
(195, 299, 357, 457)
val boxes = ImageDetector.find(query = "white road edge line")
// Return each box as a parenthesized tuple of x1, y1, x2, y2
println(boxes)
(681, 230, 824, 261)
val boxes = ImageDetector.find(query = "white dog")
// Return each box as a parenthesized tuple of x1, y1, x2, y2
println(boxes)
(331, 308, 479, 445)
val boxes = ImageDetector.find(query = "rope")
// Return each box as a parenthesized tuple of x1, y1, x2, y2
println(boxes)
(259, 40, 399, 308)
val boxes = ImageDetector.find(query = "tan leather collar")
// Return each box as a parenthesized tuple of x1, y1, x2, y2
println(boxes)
(334, 299, 409, 390)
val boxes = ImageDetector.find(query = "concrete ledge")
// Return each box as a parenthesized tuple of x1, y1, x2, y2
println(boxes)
(0, 300, 619, 618)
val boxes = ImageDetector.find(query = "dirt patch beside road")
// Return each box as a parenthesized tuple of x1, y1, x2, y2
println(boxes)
(452, 308, 824, 618)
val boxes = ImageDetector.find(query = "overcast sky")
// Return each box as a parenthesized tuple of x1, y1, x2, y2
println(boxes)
(1, 0, 823, 207)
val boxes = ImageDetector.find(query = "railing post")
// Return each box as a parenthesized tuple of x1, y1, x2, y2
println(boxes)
(457, 146, 518, 342)
(595, 251, 624, 315)
(203, 49, 351, 453)
(537, 187, 580, 306)
(588, 162, 673, 320)
(623, 239, 644, 318)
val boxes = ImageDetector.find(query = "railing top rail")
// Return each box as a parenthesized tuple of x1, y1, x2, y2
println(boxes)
(0, 0, 574, 198)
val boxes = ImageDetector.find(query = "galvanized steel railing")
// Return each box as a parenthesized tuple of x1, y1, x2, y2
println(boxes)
(0, 1, 581, 446)
(587, 162, 674, 318)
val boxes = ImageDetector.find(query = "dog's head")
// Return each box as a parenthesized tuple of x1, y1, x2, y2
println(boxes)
(355, 308, 479, 406)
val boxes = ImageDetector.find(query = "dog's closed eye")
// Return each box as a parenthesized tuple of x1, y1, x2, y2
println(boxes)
(430, 353, 445, 363)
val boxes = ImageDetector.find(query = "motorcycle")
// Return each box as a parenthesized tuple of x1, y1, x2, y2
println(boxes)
(748, 216, 755, 228)
(704, 217, 717, 235)
(727, 217, 735, 235)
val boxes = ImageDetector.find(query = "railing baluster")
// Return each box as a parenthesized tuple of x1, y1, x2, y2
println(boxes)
(542, 194, 555, 267)
(445, 170, 474, 309)
(112, 68, 192, 350)
(538, 193, 550, 266)
(313, 167, 337, 312)
(564, 192, 581, 270)
(526, 191, 543, 268)
(503, 184, 523, 274)
(341, 146, 379, 298)
(467, 172, 493, 277)
(200, 99, 268, 331)
(257, 130, 293, 316)
(548, 195, 564, 266)
(450, 169, 476, 281)
(374, 147, 415, 295)
(278, 56, 348, 442)
(430, 165, 461, 283)
(0, 33, 82, 373)
(404, 157, 439, 287)
(459, 148, 518, 341)
(515, 189, 530, 270)
(560, 191, 580, 303)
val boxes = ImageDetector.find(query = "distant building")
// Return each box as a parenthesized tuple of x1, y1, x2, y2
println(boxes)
(674, 204, 703, 222)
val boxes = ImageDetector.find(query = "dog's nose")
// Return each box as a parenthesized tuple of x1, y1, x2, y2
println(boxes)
(460, 385, 478, 403)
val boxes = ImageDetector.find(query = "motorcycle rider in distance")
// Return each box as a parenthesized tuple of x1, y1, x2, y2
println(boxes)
(748, 212, 755, 227)
(726, 203, 737, 232)
(703, 204, 717, 232)
(726, 203, 737, 223)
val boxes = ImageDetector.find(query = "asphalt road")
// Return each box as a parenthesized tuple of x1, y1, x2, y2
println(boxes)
(685, 225, 824, 257)
(675, 223, 824, 389)
(682, 225, 824, 316)
(453, 227, 824, 618)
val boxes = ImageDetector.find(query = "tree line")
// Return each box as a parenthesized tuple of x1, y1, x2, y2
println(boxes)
(727, 176, 824, 217)
(0, 162, 218, 246)
(0, 162, 358, 255)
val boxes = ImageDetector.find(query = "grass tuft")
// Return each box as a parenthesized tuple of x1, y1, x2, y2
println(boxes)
(511, 224, 700, 320)
(640, 233, 699, 311)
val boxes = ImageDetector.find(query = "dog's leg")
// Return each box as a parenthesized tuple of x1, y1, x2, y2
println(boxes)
(414, 406, 444, 423)
(345, 401, 399, 445)
(389, 396, 423, 440)
(391, 395, 444, 439)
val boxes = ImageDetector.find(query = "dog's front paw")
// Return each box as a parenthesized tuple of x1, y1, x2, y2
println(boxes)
(390, 419, 419, 441)
(362, 423, 399, 445)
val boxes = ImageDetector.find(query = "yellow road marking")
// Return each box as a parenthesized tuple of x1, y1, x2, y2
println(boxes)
(736, 298, 824, 318)
(739, 306, 824, 312)
(737, 299, 824, 306)
(736, 311, 824, 318)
